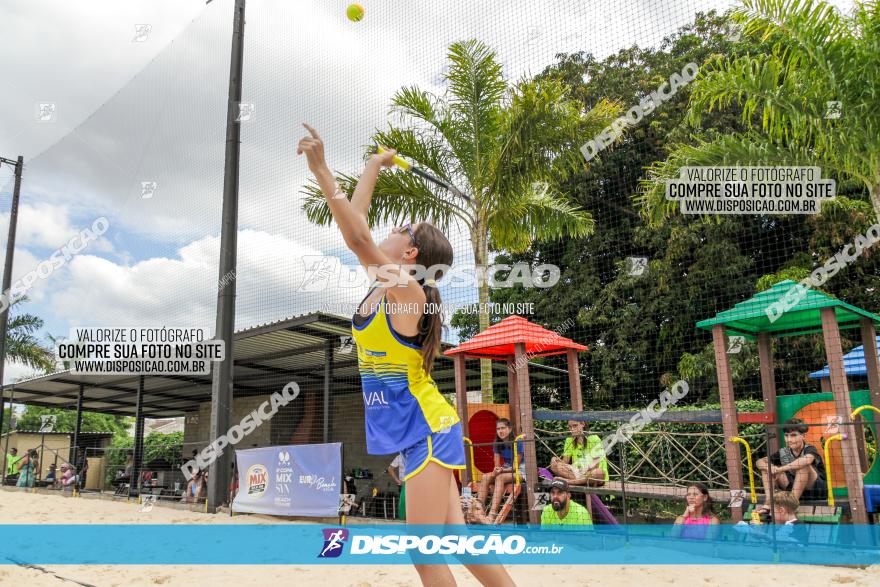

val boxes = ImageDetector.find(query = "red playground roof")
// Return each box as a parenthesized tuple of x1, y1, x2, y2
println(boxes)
(444, 315, 588, 360)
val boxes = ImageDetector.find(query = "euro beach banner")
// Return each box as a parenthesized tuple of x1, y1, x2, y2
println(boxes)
(232, 443, 342, 517)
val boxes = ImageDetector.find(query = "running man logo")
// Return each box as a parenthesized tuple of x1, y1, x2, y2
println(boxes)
(36, 102, 57, 123)
(236, 102, 255, 122)
(338, 335, 354, 354)
(141, 181, 158, 199)
(625, 256, 648, 277)
(728, 489, 746, 509)
(299, 256, 340, 292)
(318, 528, 349, 558)
(824, 415, 843, 435)
(132, 24, 152, 42)
(437, 415, 455, 434)
(139, 494, 159, 513)
(727, 335, 745, 354)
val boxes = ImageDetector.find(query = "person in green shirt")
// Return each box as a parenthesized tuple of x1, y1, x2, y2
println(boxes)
(549, 420, 608, 486)
(5, 447, 20, 482)
(540, 478, 592, 527)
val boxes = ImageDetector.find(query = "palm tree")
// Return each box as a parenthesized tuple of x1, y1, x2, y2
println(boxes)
(637, 0, 880, 225)
(4, 298, 56, 373)
(303, 39, 619, 400)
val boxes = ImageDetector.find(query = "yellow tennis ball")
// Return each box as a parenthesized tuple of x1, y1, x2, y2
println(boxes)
(347, 3, 364, 22)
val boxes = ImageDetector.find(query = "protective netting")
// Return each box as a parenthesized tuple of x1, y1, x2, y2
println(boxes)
(2, 0, 878, 525)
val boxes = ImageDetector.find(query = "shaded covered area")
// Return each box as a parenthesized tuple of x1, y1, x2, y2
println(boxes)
(2, 312, 562, 504)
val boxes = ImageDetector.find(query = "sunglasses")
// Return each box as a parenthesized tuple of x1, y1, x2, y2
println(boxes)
(394, 223, 420, 248)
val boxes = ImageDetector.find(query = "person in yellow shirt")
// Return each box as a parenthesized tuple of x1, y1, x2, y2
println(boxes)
(540, 478, 593, 527)
(549, 420, 608, 486)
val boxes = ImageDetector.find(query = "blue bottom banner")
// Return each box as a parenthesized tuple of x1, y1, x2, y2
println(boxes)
(1, 524, 878, 565)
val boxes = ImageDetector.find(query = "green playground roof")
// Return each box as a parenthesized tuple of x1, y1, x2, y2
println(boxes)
(696, 280, 880, 339)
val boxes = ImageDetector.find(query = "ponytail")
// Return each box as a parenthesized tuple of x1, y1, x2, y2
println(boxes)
(419, 281, 443, 375)
(410, 222, 453, 376)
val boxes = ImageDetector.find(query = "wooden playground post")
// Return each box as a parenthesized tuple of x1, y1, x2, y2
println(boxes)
(757, 333, 780, 455)
(820, 307, 868, 524)
(513, 343, 539, 524)
(712, 324, 744, 521)
(566, 348, 584, 412)
(506, 357, 522, 435)
(861, 318, 880, 413)
(453, 354, 471, 485)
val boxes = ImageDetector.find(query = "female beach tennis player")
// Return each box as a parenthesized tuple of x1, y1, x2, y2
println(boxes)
(298, 123, 515, 587)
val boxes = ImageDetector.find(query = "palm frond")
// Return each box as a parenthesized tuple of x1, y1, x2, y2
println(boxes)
(489, 186, 595, 251)
(445, 40, 507, 189)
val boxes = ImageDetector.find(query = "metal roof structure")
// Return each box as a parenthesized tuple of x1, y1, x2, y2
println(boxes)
(1, 312, 561, 418)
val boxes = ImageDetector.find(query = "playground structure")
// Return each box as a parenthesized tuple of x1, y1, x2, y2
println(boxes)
(695, 280, 880, 523)
(447, 280, 880, 525)
(445, 315, 588, 524)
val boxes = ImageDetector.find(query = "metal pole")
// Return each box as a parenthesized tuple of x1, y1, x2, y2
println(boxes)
(323, 339, 331, 442)
(1, 383, 15, 485)
(39, 431, 45, 481)
(131, 376, 145, 498)
(0, 155, 24, 446)
(70, 384, 84, 464)
(619, 440, 628, 524)
(207, 0, 246, 512)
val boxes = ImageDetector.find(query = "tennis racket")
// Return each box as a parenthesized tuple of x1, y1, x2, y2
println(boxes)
(377, 146, 472, 203)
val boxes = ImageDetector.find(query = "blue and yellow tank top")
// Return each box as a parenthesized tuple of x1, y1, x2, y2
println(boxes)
(351, 284, 459, 455)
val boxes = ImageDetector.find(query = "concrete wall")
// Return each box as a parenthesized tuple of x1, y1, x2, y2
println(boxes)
(182, 396, 274, 453)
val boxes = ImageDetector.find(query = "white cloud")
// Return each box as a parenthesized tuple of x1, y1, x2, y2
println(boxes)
(0, 202, 112, 253)
(44, 228, 368, 333)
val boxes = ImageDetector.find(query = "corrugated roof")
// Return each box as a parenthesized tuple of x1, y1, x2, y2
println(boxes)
(2, 312, 560, 418)
(809, 336, 880, 379)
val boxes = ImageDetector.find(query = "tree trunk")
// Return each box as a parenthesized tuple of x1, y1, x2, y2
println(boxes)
(474, 230, 494, 403)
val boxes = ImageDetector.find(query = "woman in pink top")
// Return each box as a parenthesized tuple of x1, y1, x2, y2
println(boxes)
(673, 482, 720, 539)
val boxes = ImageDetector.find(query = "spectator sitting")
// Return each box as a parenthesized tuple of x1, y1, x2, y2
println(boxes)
(5, 447, 20, 483)
(45, 463, 57, 485)
(476, 419, 526, 522)
(756, 418, 827, 502)
(114, 453, 134, 487)
(672, 483, 720, 539)
(59, 464, 78, 491)
(540, 477, 593, 527)
(549, 420, 608, 487)
(181, 470, 207, 503)
(736, 491, 807, 543)
(16, 449, 39, 488)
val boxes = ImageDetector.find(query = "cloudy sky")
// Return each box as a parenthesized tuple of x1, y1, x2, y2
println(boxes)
(0, 0, 857, 382)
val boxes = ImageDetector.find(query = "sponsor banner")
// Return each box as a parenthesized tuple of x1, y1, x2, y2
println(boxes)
(1, 525, 878, 565)
(232, 443, 341, 516)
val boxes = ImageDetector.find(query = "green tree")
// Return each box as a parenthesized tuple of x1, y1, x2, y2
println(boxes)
(4, 298, 55, 372)
(14, 405, 130, 437)
(452, 9, 880, 406)
(638, 0, 880, 224)
(104, 431, 183, 487)
(302, 39, 619, 401)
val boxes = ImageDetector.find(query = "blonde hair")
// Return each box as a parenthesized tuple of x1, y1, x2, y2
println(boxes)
(774, 491, 799, 514)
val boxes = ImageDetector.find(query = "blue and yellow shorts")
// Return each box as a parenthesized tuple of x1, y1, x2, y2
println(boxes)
(402, 422, 466, 481)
